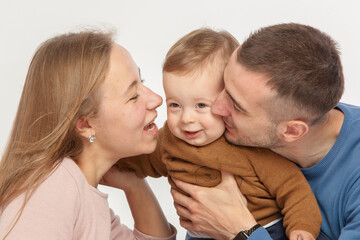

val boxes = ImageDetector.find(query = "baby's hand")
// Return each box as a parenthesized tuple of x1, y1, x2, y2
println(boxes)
(289, 230, 315, 240)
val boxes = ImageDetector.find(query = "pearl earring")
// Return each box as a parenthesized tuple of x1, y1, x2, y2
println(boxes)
(88, 135, 96, 143)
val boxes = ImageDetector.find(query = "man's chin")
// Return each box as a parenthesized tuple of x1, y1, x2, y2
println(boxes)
(224, 132, 241, 146)
(224, 131, 254, 147)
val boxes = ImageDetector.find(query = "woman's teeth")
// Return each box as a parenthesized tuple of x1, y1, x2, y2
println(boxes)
(144, 122, 155, 131)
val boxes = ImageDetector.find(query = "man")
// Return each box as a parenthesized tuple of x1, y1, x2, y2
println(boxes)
(171, 23, 360, 240)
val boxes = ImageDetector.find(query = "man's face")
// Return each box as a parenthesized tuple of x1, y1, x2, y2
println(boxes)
(212, 50, 282, 148)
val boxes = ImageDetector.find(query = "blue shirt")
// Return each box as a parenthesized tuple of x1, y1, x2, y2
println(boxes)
(301, 103, 360, 239)
(250, 103, 360, 240)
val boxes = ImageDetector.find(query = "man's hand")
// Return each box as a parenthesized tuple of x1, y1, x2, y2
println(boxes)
(290, 230, 315, 240)
(171, 171, 257, 240)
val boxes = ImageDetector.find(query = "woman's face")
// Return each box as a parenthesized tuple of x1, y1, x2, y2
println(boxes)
(92, 44, 162, 160)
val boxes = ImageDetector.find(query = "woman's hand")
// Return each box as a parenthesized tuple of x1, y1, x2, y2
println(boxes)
(171, 171, 257, 240)
(100, 165, 143, 192)
(101, 165, 174, 238)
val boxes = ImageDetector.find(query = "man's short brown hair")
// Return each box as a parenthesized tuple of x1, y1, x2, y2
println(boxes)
(238, 23, 344, 122)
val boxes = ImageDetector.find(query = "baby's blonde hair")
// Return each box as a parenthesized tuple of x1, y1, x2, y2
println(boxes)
(163, 28, 239, 75)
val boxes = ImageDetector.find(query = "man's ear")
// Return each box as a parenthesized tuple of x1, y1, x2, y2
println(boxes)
(75, 117, 94, 139)
(278, 120, 309, 143)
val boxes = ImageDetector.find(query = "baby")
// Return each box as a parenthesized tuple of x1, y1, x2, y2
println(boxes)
(117, 28, 321, 240)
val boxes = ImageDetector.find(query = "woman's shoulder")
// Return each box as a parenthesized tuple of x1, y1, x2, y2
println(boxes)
(26, 157, 84, 210)
(0, 158, 84, 238)
(33, 157, 85, 199)
(58, 157, 89, 191)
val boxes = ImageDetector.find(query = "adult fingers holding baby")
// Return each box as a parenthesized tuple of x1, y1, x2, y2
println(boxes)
(172, 171, 254, 240)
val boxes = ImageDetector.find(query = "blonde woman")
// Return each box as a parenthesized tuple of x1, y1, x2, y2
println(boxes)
(0, 30, 176, 240)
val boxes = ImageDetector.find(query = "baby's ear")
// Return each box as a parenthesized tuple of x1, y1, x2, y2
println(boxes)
(277, 120, 309, 143)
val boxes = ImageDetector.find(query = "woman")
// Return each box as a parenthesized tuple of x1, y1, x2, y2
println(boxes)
(0, 30, 176, 239)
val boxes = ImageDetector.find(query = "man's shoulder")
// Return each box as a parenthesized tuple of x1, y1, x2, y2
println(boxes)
(336, 102, 360, 134)
(337, 102, 360, 116)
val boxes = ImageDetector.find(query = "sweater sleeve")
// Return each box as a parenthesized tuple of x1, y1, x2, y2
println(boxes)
(249, 148, 322, 238)
(110, 209, 177, 240)
(0, 166, 80, 239)
(116, 127, 168, 178)
(338, 178, 360, 239)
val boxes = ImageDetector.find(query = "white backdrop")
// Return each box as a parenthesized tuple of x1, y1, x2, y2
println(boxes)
(1, 1, 359, 239)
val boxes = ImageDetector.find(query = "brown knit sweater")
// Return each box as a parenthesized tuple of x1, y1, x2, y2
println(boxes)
(117, 122, 321, 238)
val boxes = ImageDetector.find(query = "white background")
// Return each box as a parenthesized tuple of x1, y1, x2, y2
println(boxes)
(1, 1, 359, 239)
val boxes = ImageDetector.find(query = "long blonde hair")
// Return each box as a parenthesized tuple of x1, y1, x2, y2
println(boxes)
(0, 30, 113, 236)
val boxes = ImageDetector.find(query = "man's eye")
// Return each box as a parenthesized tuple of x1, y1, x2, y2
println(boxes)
(169, 103, 180, 108)
(233, 103, 242, 112)
(196, 103, 208, 108)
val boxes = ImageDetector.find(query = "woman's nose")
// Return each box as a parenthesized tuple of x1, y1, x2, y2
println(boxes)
(145, 86, 163, 110)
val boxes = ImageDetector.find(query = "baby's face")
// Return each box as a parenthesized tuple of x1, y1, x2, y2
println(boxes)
(163, 59, 225, 146)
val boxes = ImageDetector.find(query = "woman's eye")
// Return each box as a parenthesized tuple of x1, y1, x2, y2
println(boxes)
(196, 103, 207, 108)
(129, 94, 139, 101)
(169, 103, 180, 108)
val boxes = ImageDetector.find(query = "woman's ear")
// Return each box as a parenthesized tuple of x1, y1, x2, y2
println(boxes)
(277, 120, 309, 143)
(75, 117, 94, 139)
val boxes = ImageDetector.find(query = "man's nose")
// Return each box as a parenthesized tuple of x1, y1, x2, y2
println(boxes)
(212, 89, 231, 117)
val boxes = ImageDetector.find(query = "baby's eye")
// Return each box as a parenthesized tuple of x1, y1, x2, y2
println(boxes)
(169, 103, 180, 108)
(196, 103, 208, 108)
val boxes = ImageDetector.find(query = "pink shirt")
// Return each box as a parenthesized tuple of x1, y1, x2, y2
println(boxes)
(0, 157, 176, 240)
